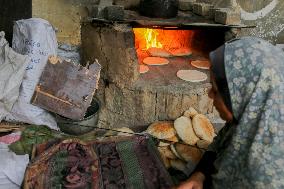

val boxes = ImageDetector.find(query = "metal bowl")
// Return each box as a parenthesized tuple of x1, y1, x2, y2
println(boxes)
(56, 98, 100, 135)
(140, 0, 179, 18)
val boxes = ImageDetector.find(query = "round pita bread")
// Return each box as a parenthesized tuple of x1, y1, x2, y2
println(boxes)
(139, 64, 149, 74)
(143, 57, 169, 66)
(146, 121, 176, 139)
(170, 48, 192, 56)
(148, 47, 171, 57)
(166, 135, 179, 143)
(170, 159, 187, 172)
(175, 143, 202, 163)
(158, 146, 177, 159)
(196, 139, 211, 149)
(170, 144, 183, 160)
(192, 114, 215, 142)
(159, 151, 171, 168)
(158, 141, 171, 147)
(177, 70, 207, 82)
(191, 60, 211, 70)
(174, 116, 199, 145)
(184, 107, 199, 119)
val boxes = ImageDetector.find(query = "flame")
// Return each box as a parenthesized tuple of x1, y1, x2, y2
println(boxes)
(144, 28, 163, 50)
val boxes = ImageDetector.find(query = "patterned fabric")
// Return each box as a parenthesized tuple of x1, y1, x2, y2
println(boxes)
(24, 136, 174, 189)
(209, 37, 284, 189)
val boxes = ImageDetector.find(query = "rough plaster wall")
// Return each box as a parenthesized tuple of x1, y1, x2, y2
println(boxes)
(212, 0, 284, 44)
(32, 0, 93, 45)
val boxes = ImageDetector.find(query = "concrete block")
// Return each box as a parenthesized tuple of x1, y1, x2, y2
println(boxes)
(88, 5, 105, 18)
(193, 3, 213, 16)
(215, 8, 241, 25)
(113, 0, 140, 9)
(104, 5, 124, 21)
(208, 7, 220, 19)
(88, 5, 124, 21)
(179, 0, 196, 11)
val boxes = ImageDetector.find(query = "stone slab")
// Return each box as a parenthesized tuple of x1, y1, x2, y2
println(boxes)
(215, 8, 241, 25)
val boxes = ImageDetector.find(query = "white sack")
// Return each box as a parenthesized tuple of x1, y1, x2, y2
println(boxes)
(0, 32, 29, 121)
(5, 18, 58, 130)
(0, 143, 29, 189)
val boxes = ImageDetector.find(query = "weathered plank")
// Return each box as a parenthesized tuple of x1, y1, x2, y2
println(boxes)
(32, 56, 101, 120)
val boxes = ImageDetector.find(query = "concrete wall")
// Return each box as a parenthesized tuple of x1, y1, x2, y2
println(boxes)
(1, 0, 283, 45)
(32, 0, 93, 45)
(212, 0, 284, 44)
(29, 0, 284, 45)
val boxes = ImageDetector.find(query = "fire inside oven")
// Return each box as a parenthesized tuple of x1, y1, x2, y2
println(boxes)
(133, 28, 225, 79)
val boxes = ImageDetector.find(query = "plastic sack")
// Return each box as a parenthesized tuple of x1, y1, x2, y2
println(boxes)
(0, 32, 30, 121)
(5, 18, 58, 130)
(0, 143, 29, 189)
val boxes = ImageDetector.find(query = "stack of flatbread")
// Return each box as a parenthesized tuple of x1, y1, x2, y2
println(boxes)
(145, 107, 216, 173)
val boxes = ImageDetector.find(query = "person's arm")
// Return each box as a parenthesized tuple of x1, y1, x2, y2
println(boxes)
(176, 151, 217, 189)
(176, 171, 205, 189)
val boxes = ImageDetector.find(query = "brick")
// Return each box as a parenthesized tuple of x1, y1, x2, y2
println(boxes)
(178, 0, 196, 11)
(193, 3, 214, 17)
(215, 8, 241, 25)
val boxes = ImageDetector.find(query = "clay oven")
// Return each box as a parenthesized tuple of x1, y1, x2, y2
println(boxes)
(82, 5, 245, 129)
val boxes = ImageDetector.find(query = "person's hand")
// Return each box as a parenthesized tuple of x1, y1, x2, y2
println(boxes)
(175, 172, 205, 189)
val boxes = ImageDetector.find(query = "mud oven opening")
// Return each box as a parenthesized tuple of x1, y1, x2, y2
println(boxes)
(82, 21, 235, 129)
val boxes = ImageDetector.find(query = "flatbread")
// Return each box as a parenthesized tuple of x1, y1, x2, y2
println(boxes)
(170, 159, 187, 172)
(143, 57, 169, 66)
(170, 48, 192, 56)
(147, 47, 171, 58)
(158, 146, 177, 159)
(177, 70, 207, 82)
(146, 121, 176, 139)
(174, 116, 199, 145)
(191, 60, 211, 70)
(196, 139, 211, 149)
(160, 152, 171, 168)
(192, 114, 215, 142)
(139, 64, 149, 74)
(175, 143, 202, 163)
(184, 107, 199, 119)
(158, 141, 171, 147)
(166, 135, 179, 143)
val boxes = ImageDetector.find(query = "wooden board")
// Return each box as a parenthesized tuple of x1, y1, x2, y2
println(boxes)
(32, 56, 101, 120)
